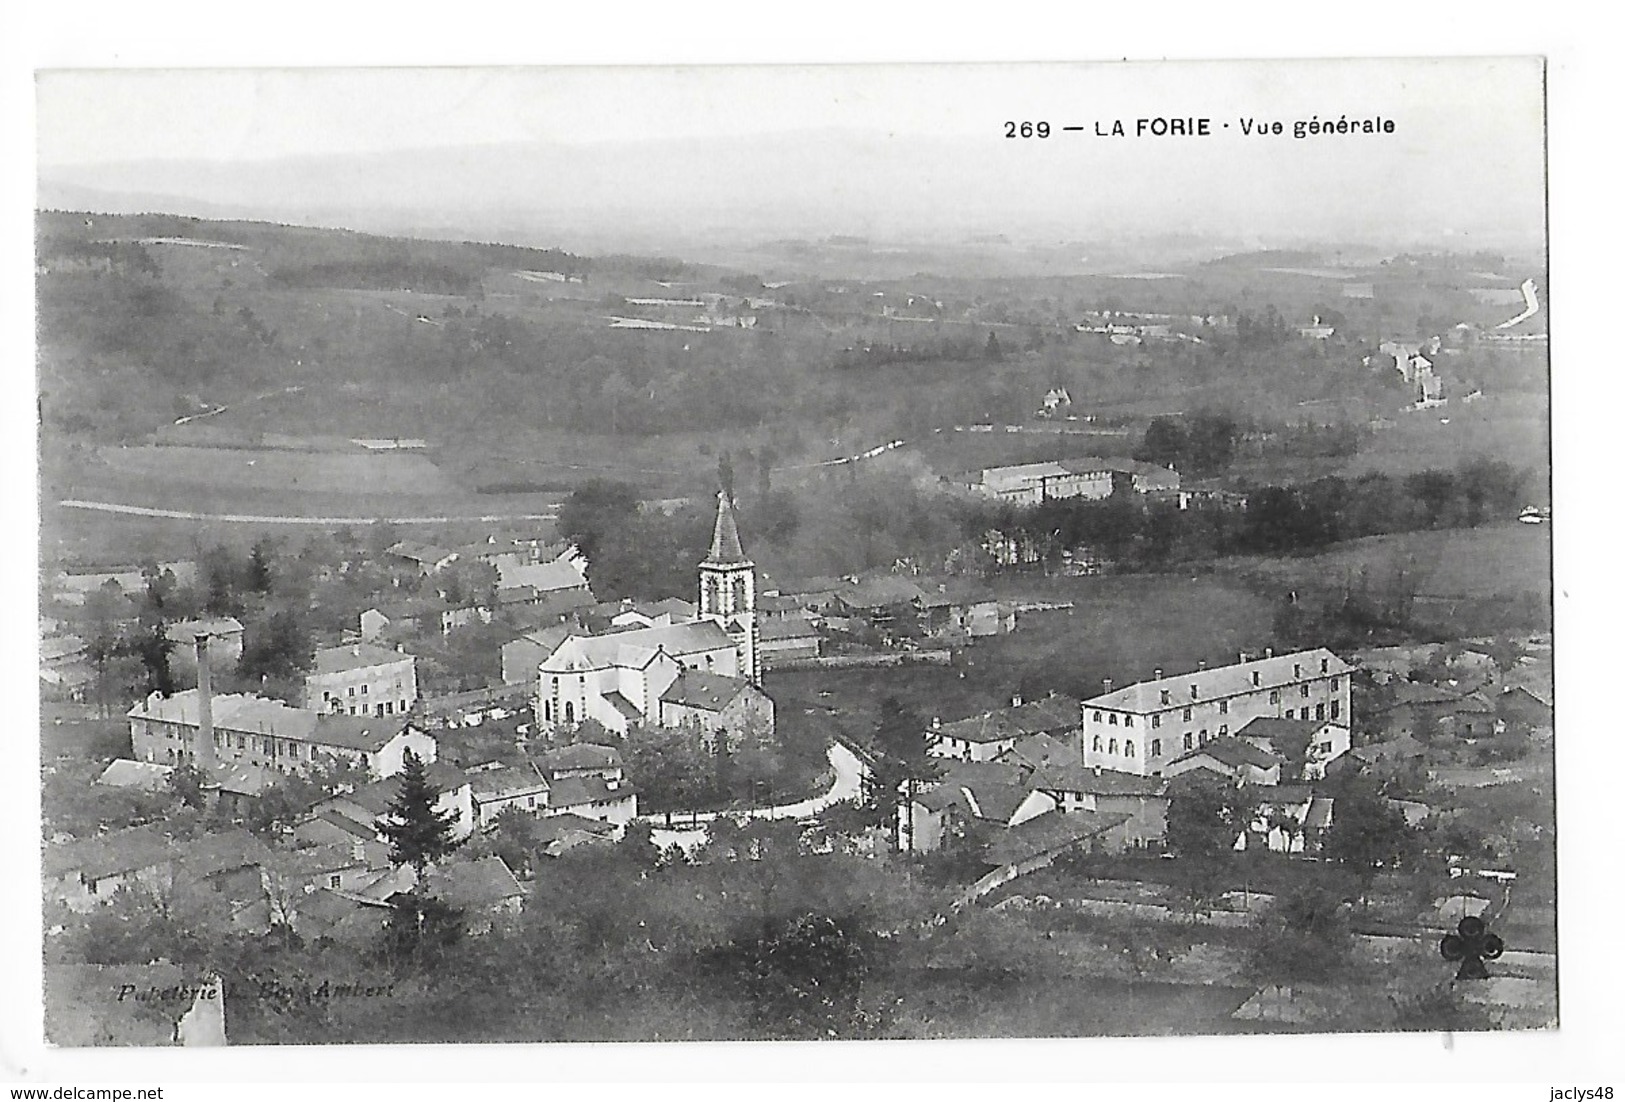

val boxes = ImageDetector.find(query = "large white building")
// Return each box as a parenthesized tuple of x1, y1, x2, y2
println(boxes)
(303, 642, 419, 717)
(967, 458, 1181, 506)
(532, 492, 768, 742)
(1078, 647, 1352, 778)
(128, 689, 438, 780)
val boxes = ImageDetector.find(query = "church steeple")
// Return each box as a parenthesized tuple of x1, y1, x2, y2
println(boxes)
(699, 490, 759, 685)
(705, 490, 748, 565)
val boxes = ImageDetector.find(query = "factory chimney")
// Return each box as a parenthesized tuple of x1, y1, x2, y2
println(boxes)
(194, 632, 217, 771)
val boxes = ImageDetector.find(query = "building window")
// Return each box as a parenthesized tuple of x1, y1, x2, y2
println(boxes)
(1159, 690, 1170, 705)
(1219, 700, 1229, 715)
(1183, 734, 1192, 750)
(1199, 729, 1208, 745)
(1321, 658, 1329, 674)
(1108, 739, 1118, 754)
(1093, 736, 1102, 752)
(1252, 671, 1260, 687)
(1302, 684, 1311, 698)
(1152, 714, 1162, 729)
(1316, 703, 1326, 721)
(1151, 739, 1161, 757)
(1189, 685, 1199, 700)
(1125, 740, 1135, 756)
(1270, 690, 1280, 705)
(1294, 664, 1302, 678)
(1219, 725, 1228, 736)
(361, 684, 369, 695)
(1331, 677, 1340, 690)
(1109, 713, 1118, 726)
(1125, 715, 1135, 728)
(564, 702, 574, 725)
(329, 875, 341, 889)
(1093, 710, 1102, 722)
(1182, 707, 1192, 722)
(348, 687, 356, 697)
(1331, 701, 1340, 719)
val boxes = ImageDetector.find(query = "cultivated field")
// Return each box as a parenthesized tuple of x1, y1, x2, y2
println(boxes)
(98, 444, 463, 495)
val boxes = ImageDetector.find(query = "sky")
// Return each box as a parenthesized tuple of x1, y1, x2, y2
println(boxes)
(34, 59, 1547, 250)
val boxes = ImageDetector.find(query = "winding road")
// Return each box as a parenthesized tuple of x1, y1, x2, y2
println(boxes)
(645, 741, 868, 851)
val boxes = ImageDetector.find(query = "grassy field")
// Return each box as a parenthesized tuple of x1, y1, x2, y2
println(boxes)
(766, 573, 1278, 736)
(976, 573, 1281, 700)
(98, 444, 464, 496)
(1224, 522, 1552, 604)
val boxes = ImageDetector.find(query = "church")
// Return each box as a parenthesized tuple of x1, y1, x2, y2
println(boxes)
(532, 491, 773, 749)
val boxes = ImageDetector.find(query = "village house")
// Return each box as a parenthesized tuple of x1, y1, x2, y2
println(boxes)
(1497, 685, 1553, 738)
(928, 693, 1083, 763)
(657, 669, 776, 752)
(40, 632, 94, 701)
(468, 743, 638, 833)
(1079, 647, 1352, 777)
(1232, 715, 1351, 780)
(360, 595, 489, 641)
(824, 576, 930, 634)
(421, 856, 527, 929)
(1162, 736, 1285, 787)
(311, 759, 477, 842)
(1002, 759, 1171, 849)
(904, 761, 1037, 852)
(302, 642, 419, 718)
(1366, 679, 1484, 741)
(611, 596, 699, 629)
(758, 614, 822, 668)
(913, 580, 1012, 641)
(44, 824, 175, 912)
(494, 554, 592, 601)
(385, 541, 461, 577)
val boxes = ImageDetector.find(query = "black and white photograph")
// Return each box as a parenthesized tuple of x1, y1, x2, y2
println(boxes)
(12, 21, 1607, 1084)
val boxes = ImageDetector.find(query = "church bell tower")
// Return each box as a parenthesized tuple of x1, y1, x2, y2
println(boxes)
(699, 490, 760, 685)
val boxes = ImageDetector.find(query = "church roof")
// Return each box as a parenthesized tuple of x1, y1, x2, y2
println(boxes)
(541, 621, 734, 673)
(704, 491, 749, 566)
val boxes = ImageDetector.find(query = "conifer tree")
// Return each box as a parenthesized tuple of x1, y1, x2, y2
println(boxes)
(377, 750, 463, 877)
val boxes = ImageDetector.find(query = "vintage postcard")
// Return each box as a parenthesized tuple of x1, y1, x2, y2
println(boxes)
(31, 56, 1555, 1059)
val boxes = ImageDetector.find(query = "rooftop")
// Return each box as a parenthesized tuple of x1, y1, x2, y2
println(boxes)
(44, 823, 174, 882)
(424, 856, 525, 909)
(986, 810, 1133, 865)
(536, 742, 622, 774)
(1085, 648, 1351, 714)
(1031, 764, 1167, 798)
(660, 669, 752, 713)
(540, 620, 734, 673)
(311, 642, 415, 676)
(937, 694, 1082, 745)
(547, 773, 635, 809)
(1168, 736, 1283, 773)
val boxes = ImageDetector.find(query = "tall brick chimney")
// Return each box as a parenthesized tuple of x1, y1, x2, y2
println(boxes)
(194, 633, 217, 771)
